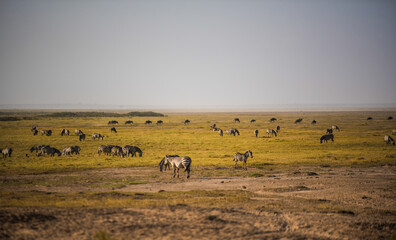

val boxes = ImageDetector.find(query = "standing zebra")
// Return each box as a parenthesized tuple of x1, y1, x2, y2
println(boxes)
(320, 134, 334, 144)
(384, 135, 395, 145)
(266, 129, 277, 137)
(234, 150, 253, 170)
(163, 155, 192, 178)
(254, 129, 259, 138)
(276, 126, 280, 132)
(219, 129, 223, 136)
(226, 128, 240, 136)
(332, 125, 340, 132)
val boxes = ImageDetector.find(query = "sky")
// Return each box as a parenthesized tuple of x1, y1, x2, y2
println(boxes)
(0, 0, 395, 109)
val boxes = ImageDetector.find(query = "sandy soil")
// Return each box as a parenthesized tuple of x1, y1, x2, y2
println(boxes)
(1, 165, 395, 239)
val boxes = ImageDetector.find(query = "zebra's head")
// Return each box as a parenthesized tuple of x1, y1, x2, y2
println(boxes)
(247, 150, 253, 158)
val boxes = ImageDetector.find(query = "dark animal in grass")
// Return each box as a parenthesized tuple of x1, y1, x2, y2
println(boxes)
(320, 134, 334, 144)
(30, 145, 49, 153)
(98, 145, 115, 156)
(79, 133, 86, 141)
(31, 126, 37, 132)
(254, 129, 259, 138)
(38, 146, 61, 157)
(156, 120, 163, 125)
(295, 118, 303, 124)
(226, 128, 240, 136)
(210, 123, 216, 129)
(125, 120, 133, 125)
(41, 130, 52, 136)
(75, 129, 84, 136)
(388, 116, 393, 120)
(219, 129, 223, 136)
(2, 148, 12, 158)
(326, 129, 333, 134)
(159, 155, 180, 172)
(110, 127, 117, 133)
(145, 120, 152, 125)
(312, 120, 317, 124)
(60, 129, 69, 136)
(367, 117, 373, 120)
(276, 126, 280, 132)
(269, 118, 277, 122)
(234, 150, 253, 170)
(184, 120, 190, 125)
(384, 135, 395, 145)
(108, 120, 118, 125)
(33, 129, 38, 136)
(62, 146, 80, 155)
(250, 119, 256, 123)
(122, 145, 143, 157)
(234, 118, 240, 123)
(92, 133, 104, 140)
(111, 146, 124, 157)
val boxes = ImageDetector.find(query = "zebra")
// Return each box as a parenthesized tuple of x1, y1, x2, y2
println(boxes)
(234, 118, 240, 123)
(60, 129, 70, 136)
(92, 133, 104, 140)
(33, 129, 38, 136)
(311, 120, 317, 125)
(276, 126, 280, 133)
(98, 145, 114, 156)
(108, 120, 118, 125)
(266, 129, 277, 137)
(226, 128, 240, 136)
(2, 148, 12, 159)
(320, 134, 334, 144)
(145, 120, 152, 125)
(31, 126, 37, 132)
(38, 146, 61, 157)
(79, 133, 86, 141)
(250, 119, 256, 123)
(125, 120, 133, 125)
(210, 123, 216, 129)
(122, 146, 143, 157)
(30, 145, 49, 153)
(384, 135, 395, 145)
(392, 129, 396, 135)
(212, 127, 219, 131)
(219, 129, 223, 136)
(332, 125, 340, 132)
(62, 146, 80, 155)
(269, 118, 277, 122)
(254, 129, 259, 138)
(110, 127, 117, 133)
(111, 146, 124, 157)
(163, 155, 192, 178)
(41, 130, 52, 136)
(159, 155, 179, 172)
(157, 120, 163, 125)
(184, 120, 190, 125)
(295, 118, 303, 124)
(234, 150, 253, 170)
(75, 129, 84, 136)
(326, 129, 333, 134)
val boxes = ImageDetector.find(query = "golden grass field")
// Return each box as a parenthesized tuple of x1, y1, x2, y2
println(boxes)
(0, 110, 395, 239)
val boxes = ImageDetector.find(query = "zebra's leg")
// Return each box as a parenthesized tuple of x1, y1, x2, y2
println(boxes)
(234, 160, 237, 169)
(177, 168, 180, 178)
(186, 168, 190, 179)
(173, 168, 176, 178)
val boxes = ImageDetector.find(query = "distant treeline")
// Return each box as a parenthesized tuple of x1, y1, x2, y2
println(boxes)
(0, 111, 165, 121)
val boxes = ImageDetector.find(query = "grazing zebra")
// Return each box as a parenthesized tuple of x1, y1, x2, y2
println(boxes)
(392, 129, 396, 135)
(320, 134, 334, 144)
(269, 118, 277, 122)
(125, 120, 133, 125)
(92, 133, 104, 140)
(79, 133, 86, 141)
(266, 129, 277, 137)
(367, 117, 373, 120)
(254, 129, 259, 138)
(234, 150, 253, 170)
(326, 129, 333, 134)
(184, 120, 190, 125)
(295, 118, 303, 124)
(41, 130, 52, 136)
(157, 120, 163, 125)
(384, 135, 395, 145)
(33, 129, 38, 136)
(38, 146, 61, 157)
(219, 129, 223, 136)
(159, 155, 179, 172)
(111, 146, 124, 157)
(108, 120, 118, 124)
(276, 126, 280, 132)
(2, 148, 12, 158)
(250, 119, 256, 123)
(226, 128, 240, 136)
(311, 120, 317, 125)
(163, 155, 192, 178)
(234, 118, 240, 123)
(30, 145, 49, 153)
(60, 129, 70, 136)
(332, 125, 340, 132)
(98, 145, 114, 156)
(122, 145, 143, 157)
(145, 120, 152, 125)
(62, 146, 80, 155)
(75, 129, 84, 136)
(110, 127, 117, 133)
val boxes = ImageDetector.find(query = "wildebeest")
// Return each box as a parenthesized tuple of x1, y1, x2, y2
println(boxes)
(320, 134, 334, 144)
(276, 126, 280, 132)
(269, 118, 277, 122)
(31, 126, 37, 132)
(226, 128, 240, 136)
(219, 129, 223, 136)
(234, 150, 253, 170)
(326, 129, 333, 134)
(250, 119, 256, 123)
(98, 145, 114, 156)
(108, 120, 118, 125)
(125, 120, 133, 125)
(110, 127, 117, 133)
(145, 120, 152, 125)
(295, 118, 303, 124)
(75, 129, 84, 136)
(392, 129, 396, 135)
(234, 118, 240, 123)
(33, 129, 38, 136)
(332, 125, 340, 132)
(156, 120, 163, 125)
(312, 120, 317, 124)
(387, 116, 393, 120)
(159, 155, 179, 172)
(367, 117, 373, 120)
(163, 155, 192, 178)
(60, 129, 70, 136)
(92, 133, 104, 140)
(38, 146, 61, 157)
(266, 129, 277, 137)
(79, 133, 86, 141)
(111, 146, 124, 157)
(184, 120, 190, 125)
(62, 146, 80, 155)
(41, 130, 52, 136)
(384, 135, 395, 145)
(254, 129, 259, 138)
(30, 145, 49, 153)
(2, 148, 12, 158)
(122, 145, 143, 157)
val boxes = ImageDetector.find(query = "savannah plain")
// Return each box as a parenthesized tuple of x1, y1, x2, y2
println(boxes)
(0, 110, 395, 239)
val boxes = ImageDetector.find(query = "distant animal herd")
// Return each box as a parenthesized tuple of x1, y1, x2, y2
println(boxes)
(1, 116, 395, 178)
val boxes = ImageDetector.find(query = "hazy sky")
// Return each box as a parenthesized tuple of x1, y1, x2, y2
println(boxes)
(0, 0, 395, 108)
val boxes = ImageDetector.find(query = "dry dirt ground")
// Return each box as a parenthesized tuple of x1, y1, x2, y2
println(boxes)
(1, 166, 395, 239)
